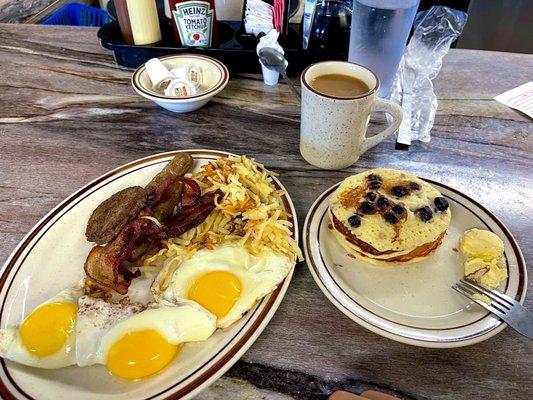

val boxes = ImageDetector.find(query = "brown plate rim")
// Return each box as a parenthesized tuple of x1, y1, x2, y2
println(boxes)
(0, 149, 297, 400)
(132, 54, 229, 101)
(303, 178, 527, 346)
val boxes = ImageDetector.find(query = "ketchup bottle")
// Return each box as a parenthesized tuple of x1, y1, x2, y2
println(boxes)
(168, 0, 218, 48)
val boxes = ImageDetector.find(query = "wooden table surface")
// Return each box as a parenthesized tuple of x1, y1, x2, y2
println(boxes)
(0, 24, 532, 400)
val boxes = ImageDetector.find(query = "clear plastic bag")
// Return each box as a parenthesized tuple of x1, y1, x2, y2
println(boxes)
(392, 6, 468, 144)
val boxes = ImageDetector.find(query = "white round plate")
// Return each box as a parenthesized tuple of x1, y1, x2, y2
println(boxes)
(0, 150, 298, 399)
(303, 179, 527, 348)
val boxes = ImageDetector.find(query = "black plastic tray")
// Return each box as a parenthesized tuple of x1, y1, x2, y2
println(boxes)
(97, 19, 347, 75)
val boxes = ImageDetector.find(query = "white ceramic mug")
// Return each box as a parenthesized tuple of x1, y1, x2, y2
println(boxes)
(300, 61, 403, 170)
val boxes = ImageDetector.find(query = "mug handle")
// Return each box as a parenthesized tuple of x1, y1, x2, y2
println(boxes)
(362, 98, 403, 152)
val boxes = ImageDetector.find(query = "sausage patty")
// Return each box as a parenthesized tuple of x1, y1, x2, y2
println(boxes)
(85, 186, 148, 245)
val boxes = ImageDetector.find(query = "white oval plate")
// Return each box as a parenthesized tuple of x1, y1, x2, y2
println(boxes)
(0, 150, 298, 399)
(303, 179, 527, 348)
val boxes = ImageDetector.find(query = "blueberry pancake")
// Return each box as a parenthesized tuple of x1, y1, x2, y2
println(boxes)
(329, 168, 451, 265)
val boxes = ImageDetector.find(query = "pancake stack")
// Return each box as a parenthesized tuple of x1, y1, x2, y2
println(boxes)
(329, 168, 451, 265)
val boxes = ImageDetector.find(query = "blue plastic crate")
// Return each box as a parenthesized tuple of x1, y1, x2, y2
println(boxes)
(41, 2, 112, 27)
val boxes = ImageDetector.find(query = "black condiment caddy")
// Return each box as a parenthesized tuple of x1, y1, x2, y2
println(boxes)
(98, 0, 347, 75)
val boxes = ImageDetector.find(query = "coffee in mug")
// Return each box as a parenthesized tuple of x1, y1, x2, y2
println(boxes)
(300, 61, 403, 170)
(309, 74, 370, 98)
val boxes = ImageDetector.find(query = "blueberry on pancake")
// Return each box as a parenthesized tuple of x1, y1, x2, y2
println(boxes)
(329, 168, 451, 265)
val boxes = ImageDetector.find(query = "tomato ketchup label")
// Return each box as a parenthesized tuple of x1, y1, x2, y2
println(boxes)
(172, 1, 214, 48)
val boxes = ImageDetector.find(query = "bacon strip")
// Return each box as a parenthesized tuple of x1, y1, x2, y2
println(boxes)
(84, 189, 220, 295)
(177, 178, 201, 207)
(145, 177, 180, 210)
(144, 177, 200, 221)
(154, 190, 221, 240)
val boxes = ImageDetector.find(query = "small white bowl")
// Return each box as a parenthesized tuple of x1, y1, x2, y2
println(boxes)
(131, 54, 229, 113)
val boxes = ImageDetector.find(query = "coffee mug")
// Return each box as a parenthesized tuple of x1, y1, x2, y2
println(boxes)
(299, 61, 403, 170)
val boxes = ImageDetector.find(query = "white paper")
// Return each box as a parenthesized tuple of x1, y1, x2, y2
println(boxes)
(494, 81, 533, 119)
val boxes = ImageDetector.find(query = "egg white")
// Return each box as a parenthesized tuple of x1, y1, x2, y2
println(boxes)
(0, 286, 83, 369)
(0, 281, 217, 374)
(75, 295, 146, 367)
(154, 245, 293, 328)
(76, 297, 216, 367)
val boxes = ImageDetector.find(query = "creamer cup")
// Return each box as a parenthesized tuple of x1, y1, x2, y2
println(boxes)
(164, 79, 197, 97)
(145, 58, 174, 91)
(170, 64, 202, 89)
(260, 61, 279, 85)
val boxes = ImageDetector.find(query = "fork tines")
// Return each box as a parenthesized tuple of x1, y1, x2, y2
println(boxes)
(452, 279, 533, 339)
(461, 279, 514, 307)
(452, 281, 506, 316)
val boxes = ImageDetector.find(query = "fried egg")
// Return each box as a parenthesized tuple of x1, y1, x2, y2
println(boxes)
(153, 245, 292, 328)
(76, 296, 216, 380)
(0, 286, 83, 369)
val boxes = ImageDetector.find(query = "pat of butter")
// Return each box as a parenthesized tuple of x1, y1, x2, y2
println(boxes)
(459, 228, 504, 261)
(459, 228, 506, 290)
(473, 293, 491, 305)
(464, 258, 507, 290)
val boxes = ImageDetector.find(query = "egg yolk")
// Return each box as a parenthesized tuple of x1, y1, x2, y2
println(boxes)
(106, 330, 179, 380)
(188, 270, 242, 318)
(19, 302, 77, 357)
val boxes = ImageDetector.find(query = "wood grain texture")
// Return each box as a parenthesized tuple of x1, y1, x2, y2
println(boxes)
(0, 24, 532, 400)
(0, 0, 56, 23)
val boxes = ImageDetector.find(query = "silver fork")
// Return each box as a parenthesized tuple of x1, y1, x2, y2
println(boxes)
(452, 279, 533, 339)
